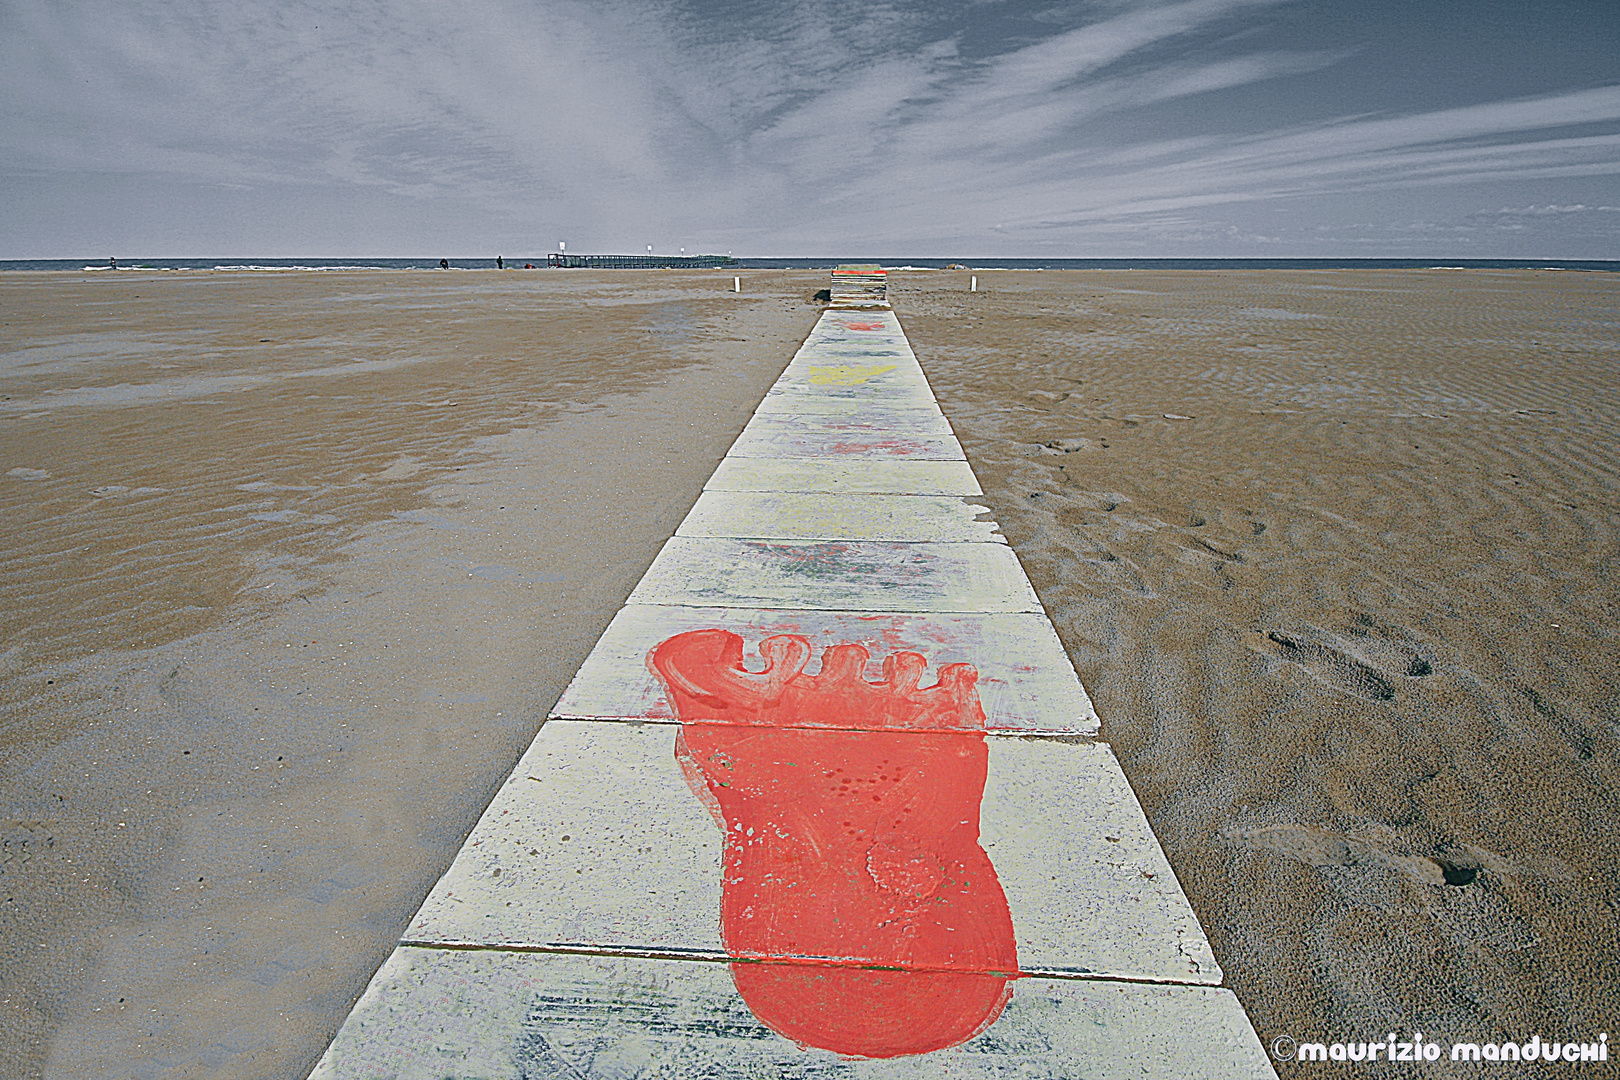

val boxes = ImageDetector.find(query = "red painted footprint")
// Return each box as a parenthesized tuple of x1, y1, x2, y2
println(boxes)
(649, 629, 1018, 1058)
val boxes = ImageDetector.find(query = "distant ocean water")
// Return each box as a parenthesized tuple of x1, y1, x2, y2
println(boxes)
(2, 257, 1616, 272)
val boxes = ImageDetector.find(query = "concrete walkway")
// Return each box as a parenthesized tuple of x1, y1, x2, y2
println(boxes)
(312, 290, 1277, 1077)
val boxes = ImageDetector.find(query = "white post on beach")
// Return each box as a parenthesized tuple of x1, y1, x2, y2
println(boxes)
(734, 276, 741, 293)
(971, 275, 978, 292)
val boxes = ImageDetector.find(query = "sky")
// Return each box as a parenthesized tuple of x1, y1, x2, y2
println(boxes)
(2, 0, 1618, 258)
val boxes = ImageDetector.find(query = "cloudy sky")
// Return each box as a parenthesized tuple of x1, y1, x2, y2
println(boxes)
(3, 0, 1617, 258)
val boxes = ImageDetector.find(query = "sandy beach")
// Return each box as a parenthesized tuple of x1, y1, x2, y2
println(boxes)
(895, 269, 1619, 1069)
(1, 267, 1616, 1077)
(0, 268, 826, 1078)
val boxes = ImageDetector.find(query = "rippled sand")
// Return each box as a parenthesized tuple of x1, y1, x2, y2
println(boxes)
(0, 269, 825, 1078)
(896, 269, 1619, 1058)
(0, 272, 795, 671)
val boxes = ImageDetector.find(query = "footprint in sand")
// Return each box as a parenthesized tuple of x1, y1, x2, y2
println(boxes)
(649, 629, 1018, 1059)
(1226, 823, 1494, 888)
(1260, 620, 1433, 702)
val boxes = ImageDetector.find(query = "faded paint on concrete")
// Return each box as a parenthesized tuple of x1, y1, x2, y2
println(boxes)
(760, 382, 941, 410)
(739, 409, 958, 437)
(312, 948, 1274, 1080)
(749, 394, 947, 419)
(704, 457, 982, 496)
(725, 427, 968, 461)
(628, 537, 1042, 612)
(677, 491, 1005, 543)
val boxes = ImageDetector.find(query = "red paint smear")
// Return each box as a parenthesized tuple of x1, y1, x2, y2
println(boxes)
(651, 630, 1018, 1058)
(733, 964, 1012, 1059)
(826, 439, 928, 456)
(841, 321, 885, 331)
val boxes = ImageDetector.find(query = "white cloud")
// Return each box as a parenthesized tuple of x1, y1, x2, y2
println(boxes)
(801, 86, 1620, 245)
(1493, 203, 1620, 215)
(1, 0, 1616, 255)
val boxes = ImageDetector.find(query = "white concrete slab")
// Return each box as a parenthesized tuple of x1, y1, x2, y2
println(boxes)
(551, 605, 1098, 734)
(782, 356, 919, 377)
(775, 348, 923, 368)
(808, 311, 904, 336)
(797, 323, 908, 340)
(819, 340, 905, 352)
(793, 332, 910, 348)
(739, 410, 957, 438)
(407, 720, 725, 957)
(704, 457, 982, 496)
(726, 427, 967, 461)
(406, 721, 1213, 985)
(749, 393, 945, 420)
(802, 334, 909, 348)
(809, 308, 900, 326)
(779, 355, 914, 376)
(794, 353, 914, 369)
(677, 491, 1004, 544)
(983, 738, 1220, 983)
(313, 948, 1276, 1079)
(804, 333, 908, 347)
(757, 382, 942, 411)
(628, 538, 1042, 613)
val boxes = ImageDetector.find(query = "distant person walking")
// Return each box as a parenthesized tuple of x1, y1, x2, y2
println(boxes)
(108, 257, 116, 269)
(496, 255, 504, 270)
(440, 259, 449, 270)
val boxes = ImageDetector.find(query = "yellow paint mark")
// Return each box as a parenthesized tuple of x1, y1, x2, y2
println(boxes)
(808, 364, 898, 386)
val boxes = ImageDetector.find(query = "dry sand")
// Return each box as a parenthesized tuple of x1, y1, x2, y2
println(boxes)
(895, 269, 1619, 1073)
(0, 268, 826, 1078)
(3, 267, 1616, 1079)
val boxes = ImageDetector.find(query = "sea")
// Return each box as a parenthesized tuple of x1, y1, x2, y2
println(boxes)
(0, 257, 1615, 273)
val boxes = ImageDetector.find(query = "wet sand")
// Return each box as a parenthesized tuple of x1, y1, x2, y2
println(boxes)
(0, 268, 826, 1078)
(3, 268, 1616, 1078)
(895, 269, 1619, 1071)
